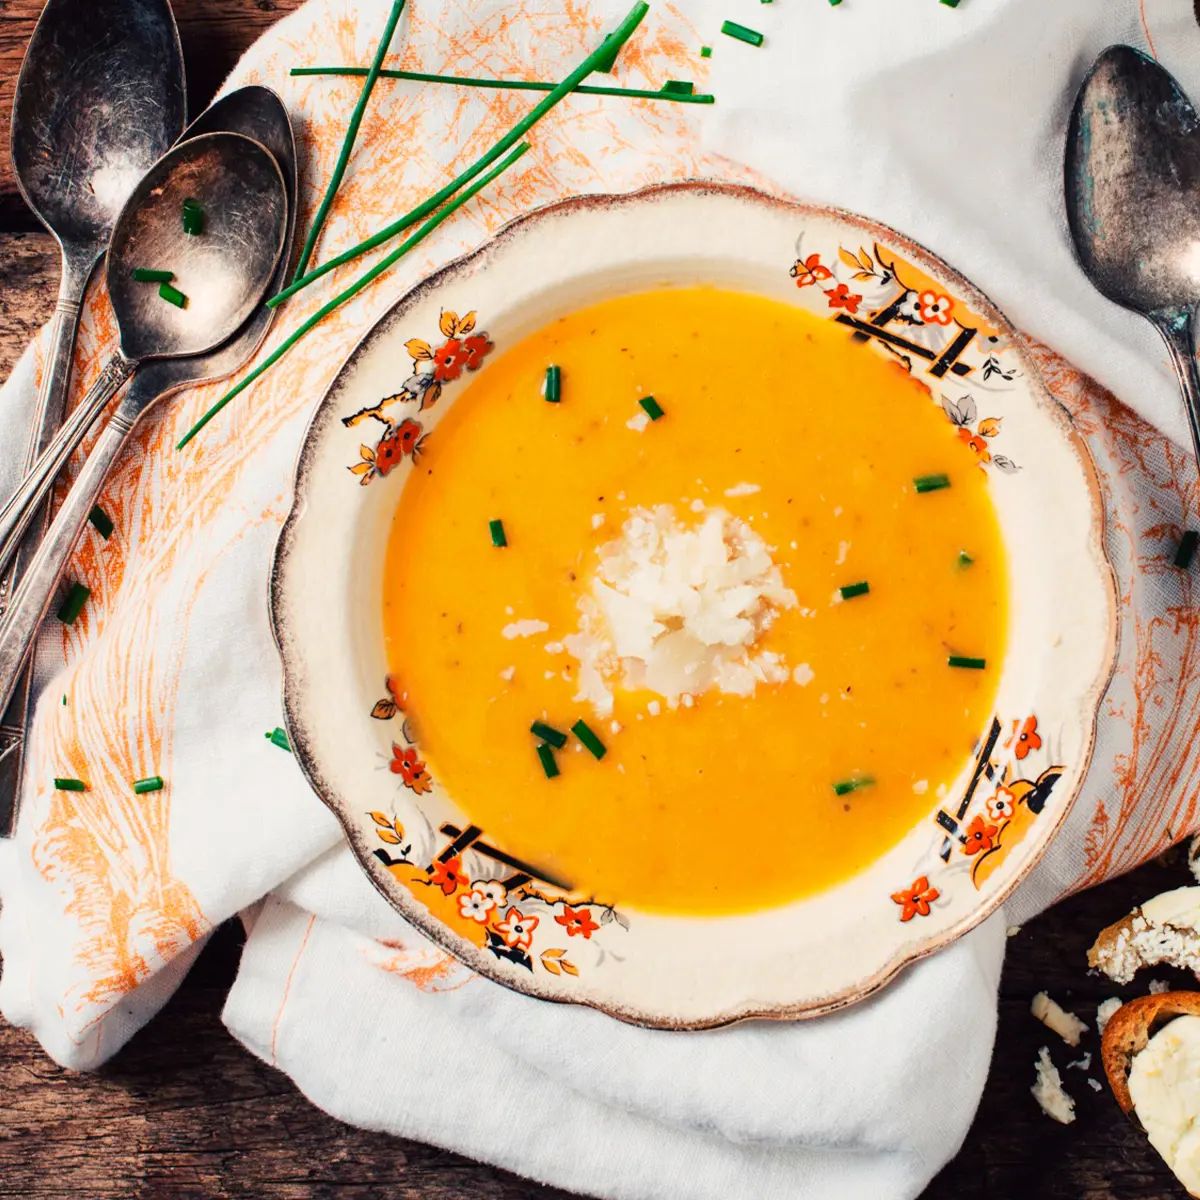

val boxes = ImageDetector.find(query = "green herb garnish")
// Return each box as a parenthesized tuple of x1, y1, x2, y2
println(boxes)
(940, 0, 961, 6)
(832, 776, 874, 797)
(132, 268, 174, 283)
(265, 727, 292, 752)
(56, 582, 89, 625)
(839, 581, 870, 600)
(159, 282, 187, 309)
(662, 80, 694, 95)
(721, 20, 764, 47)
(1174, 531, 1198, 569)
(948, 655, 986, 670)
(572, 719, 606, 759)
(639, 396, 664, 421)
(700, 45, 712, 57)
(182, 199, 204, 236)
(88, 505, 114, 539)
(914, 473, 951, 494)
(957, 550, 974, 568)
(133, 776, 164, 794)
(531, 721, 568, 749)
(544, 365, 562, 403)
(53, 778, 86, 792)
(537, 742, 560, 778)
(489, 519, 508, 547)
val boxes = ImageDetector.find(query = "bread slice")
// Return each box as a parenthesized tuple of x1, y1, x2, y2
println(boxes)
(1088, 886, 1200, 983)
(1101, 992, 1200, 1114)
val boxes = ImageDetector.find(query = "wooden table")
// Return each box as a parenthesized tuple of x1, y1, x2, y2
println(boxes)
(0, 3, 1195, 1196)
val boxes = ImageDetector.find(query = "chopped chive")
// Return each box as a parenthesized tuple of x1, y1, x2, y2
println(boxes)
(1174, 531, 1199, 569)
(828, 0, 843, 5)
(159, 282, 187, 309)
(56, 582, 89, 625)
(182, 198, 204, 236)
(265, 727, 292, 752)
(544, 364, 561, 403)
(132, 268, 174, 283)
(531, 720, 568, 749)
(700, 45, 712, 57)
(639, 395, 665, 421)
(53, 777, 86, 792)
(61, 694, 67, 706)
(572, 719, 606, 759)
(832, 776, 874, 797)
(940, 0, 960, 6)
(662, 80, 694, 95)
(948, 655, 986, 670)
(489, 519, 508, 547)
(88, 505, 114, 539)
(537, 742, 560, 778)
(914, 473, 951, 494)
(839, 581, 870, 600)
(721, 20, 764, 47)
(957, 550, 974, 568)
(133, 775, 164, 794)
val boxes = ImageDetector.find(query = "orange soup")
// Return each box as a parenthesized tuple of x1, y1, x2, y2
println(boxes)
(383, 287, 1007, 915)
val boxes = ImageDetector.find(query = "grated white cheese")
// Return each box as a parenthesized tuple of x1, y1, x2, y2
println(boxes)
(1087, 1078, 1103, 1092)
(836, 540, 850, 566)
(1096, 997, 1122, 1035)
(564, 505, 797, 716)
(1067, 1052, 1092, 1072)
(499, 666, 516, 682)
(1006, 925, 1022, 938)
(792, 663, 815, 686)
(1150, 979, 1173, 994)
(626, 410, 651, 433)
(724, 482, 761, 497)
(1032, 1046, 1076, 1124)
(1031, 992, 1089, 1047)
(592, 514, 606, 530)
(913, 780, 929, 795)
(503, 619, 549, 640)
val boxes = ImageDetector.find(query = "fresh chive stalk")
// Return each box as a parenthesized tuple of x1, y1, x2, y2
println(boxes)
(159, 282, 187, 309)
(914, 473, 951, 493)
(1174, 530, 1199, 569)
(721, 20, 764, 47)
(132, 268, 174, 283)
(832, 776, 874, 797)
(537, 742, 560, 778)
(639, 396, 664, 421)
(947, 655, 986, 670)
(182, 199, 204, 236)
(88, 506, 114, 539)
(531, 720, 568, 749)
(839, 581, 870, 600)
(572, 719, 606, 759)
(56, 582, 89, 625)
(266, 727, 292, 751)
(662, 80, 694, 94)
(544, 365, 561, 403)
(133, 776, 164, 794)
(53, 778, 87, 792)
(489, 519, 507, 547)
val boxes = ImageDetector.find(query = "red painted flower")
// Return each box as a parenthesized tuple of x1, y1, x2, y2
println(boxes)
(429, 855, 467, 896)
(918, 290, 954, 326)
(390, 744, 432, 795)
(1013, 715, 1042, 761)
(373, 418, 425, 476)
(495, 907, 539, 949)
(792, 253, 833, 288)
(462, 333, 493, 370)
(957, 426, 991, 463)
(432, 338, 470, 381)
(555, 905, 600, 939)
(963, 814, 999, 856)
(891, 876, 940, 922)
(824, 283, 863, 314)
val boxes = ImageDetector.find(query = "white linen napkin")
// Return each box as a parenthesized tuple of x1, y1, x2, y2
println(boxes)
(1, 3, 1198, 1199)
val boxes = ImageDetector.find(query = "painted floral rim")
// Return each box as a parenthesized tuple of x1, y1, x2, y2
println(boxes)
(271, 182, 1119, 1029)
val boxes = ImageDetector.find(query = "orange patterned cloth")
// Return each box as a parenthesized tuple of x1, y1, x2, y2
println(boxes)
(0, 4, 1195, 1193)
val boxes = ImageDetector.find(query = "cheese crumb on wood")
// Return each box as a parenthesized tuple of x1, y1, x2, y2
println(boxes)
(1067, 1052, 1092, 1071)
(1088, 1079, 1103, 1092)
(1089, 886, 1200, 983)
(1096, 997, 1122, 1035)
(1032, 1046, 1076, 1124)
(1150, 979, 1173, 994)
(1031, 992, 1089, 1046)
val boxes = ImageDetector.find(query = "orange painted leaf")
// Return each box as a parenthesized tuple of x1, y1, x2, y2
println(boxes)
(439, 310, 458, 338)
(371, 698, 398, 720)
(369, 812, 394, 827)
(838, 246, 861, 269)
(457, 311, 477, 334)
(349, 462, 372, 477)
(418, 382, 442, 412)
(359, 444, 375, 462)
(560, 959, 579, 977)
(978, 417, 1002, 438)
(377, 829, 402, 845)
(852, 271, 875, 282)
(542, 947, 566, 959)
(540, 955, 561, 976)
(858, 247, 873, 271)
(405, 338, 433, 361)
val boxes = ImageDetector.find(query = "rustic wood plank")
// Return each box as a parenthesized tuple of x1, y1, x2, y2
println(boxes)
(0, 230, 57, 384)
(0, 0, 306, 223)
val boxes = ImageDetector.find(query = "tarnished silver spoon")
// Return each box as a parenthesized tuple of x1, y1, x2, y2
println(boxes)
(0, 130, 287, 717)
(1065, 44, 1200, 472)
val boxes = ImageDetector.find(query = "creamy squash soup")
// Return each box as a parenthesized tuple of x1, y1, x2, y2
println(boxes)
(382, 287, 1007, 915)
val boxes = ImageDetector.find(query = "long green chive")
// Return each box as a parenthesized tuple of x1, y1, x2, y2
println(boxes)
(293, 0, 408, 280)
(832, 776, 874, 797)
(914, 473, 951, 493)
(268, 3, 650, 309)
(88, 506, 114, 539)
(572, 719, 606, 759)
(53, 778, 86, 792)
(265, 727, 292, 751)
(1174, 531, 1199, 569)
(700, 45, 712, 57)
(531, 720, 568, 749)
(958, 550, 974, 568)
(290, 66, 715, 106)
(537, 742, 560, 779)
(639, 395, 664, 421)
(177, 143, 530, 449)
(182, 199, 204, 236)
(948, 655, 986, 670)
(489, 519, 507, 547)
(133, 776, 164, 794)
(56, 582, 89, 625)
(132, 268, 174, 283)
(593, 31, 623, 73)
(544, 365, 561, 403)
(839, 581, 869, 600)
(721, 20, 764, 47)
(159, 282, 187, 309)
(662, 80, 694, 94)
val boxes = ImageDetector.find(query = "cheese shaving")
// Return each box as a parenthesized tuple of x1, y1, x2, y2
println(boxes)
(1032, 1047, 1076, 1125)
(1031, 991, 1089, 1047)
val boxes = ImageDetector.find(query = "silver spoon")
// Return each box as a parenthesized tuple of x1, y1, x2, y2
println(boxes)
(1, 0, 185, 814)
(0, 87, 298, 577)
(0, 130, 288, 717)
(1065, 44, 1200, 474)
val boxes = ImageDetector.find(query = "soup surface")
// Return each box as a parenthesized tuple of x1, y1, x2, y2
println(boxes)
(383, 287, 1007, 915)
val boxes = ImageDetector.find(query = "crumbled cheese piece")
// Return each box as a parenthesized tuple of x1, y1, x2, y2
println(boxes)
(792, 663, 814, 686)
(1087, 1079, 1103, 1092)
(1096, 997, 1122, 1035)
(1006, 924, 1022, 938)
(682, 693, 694, 707)
(1150, 979, 1173, 994)
(836, 540, 850, 565)
(592, 514, 606, 530)
(1067, 1052, 1092, 1071)
(499, 666, 516, 682)
(647, 700, 661, 716)
(724, 482, 760, 497)
(503, 619, 549, 639)
(913, 780, 929, 796)
(1031, 992, 1089, 1047)
(1032, 1047, 1076, 1124)
(690, 499, 706, 513)
(610, 721, 622, 734)
(564, 505, 797, 716)
(626, 410, 651, 432)
(1129, 1015, 1200, 1194)
(545, 641, 564, 655)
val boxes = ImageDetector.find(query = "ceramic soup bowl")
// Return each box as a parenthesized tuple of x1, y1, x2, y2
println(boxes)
(271, 183, 1118, 1029)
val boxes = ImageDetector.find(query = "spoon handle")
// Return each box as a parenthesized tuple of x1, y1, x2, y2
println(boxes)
(0, 354, 134, 580)
(1156, 310, 1200, 474)
(0, 407, 137, 721)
